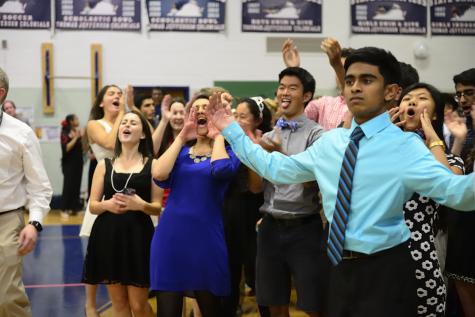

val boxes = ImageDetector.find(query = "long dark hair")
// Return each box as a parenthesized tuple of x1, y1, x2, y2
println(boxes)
(467, 147, 475, 171)
(239, 97, 273, 133)
(114, 110, 153, 159)
(399, 82, 445, 144)
(158, 97, 186, 157)
(400, 83, 452, 235)
(89, 85, 120, 120)
(61, 114, 76, 134)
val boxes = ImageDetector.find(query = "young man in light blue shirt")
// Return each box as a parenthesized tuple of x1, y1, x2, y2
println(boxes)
(207, 47, 475, 317)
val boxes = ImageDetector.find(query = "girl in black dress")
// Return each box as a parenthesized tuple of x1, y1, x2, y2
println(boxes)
(83, 110, 162, 317)
(222, 97, 272, 317)
(60, 114, 84, 217)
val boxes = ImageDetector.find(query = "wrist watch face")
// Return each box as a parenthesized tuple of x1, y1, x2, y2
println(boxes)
(29, 221, 43, 232)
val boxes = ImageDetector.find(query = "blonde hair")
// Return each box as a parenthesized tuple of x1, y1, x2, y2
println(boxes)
(0, 67, 9, 103)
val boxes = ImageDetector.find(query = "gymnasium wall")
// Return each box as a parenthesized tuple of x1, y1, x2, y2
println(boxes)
(1, 0, 474, 195)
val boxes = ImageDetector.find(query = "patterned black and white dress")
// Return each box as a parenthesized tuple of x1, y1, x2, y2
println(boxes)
(404, 153, 464, 317)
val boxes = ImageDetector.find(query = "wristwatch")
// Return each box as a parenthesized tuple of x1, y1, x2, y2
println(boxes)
(28, 221, 43, 232)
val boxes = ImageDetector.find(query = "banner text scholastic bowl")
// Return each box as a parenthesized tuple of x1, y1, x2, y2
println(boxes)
(55, 0, 141, 31)
(147, 0, 225, 32)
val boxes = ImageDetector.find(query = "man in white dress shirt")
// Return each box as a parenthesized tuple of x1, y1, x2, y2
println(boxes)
(0, 67, 52, 317)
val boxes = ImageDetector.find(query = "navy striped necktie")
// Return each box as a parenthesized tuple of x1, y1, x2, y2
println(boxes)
(327, 126, 365, 266)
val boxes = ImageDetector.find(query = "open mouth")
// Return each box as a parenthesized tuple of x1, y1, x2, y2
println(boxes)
(197, 117, 207, 126)
(112, 100, 120, 107)
(122, 129, 131, 136)
(407, 108, 416, 118)
(462, 105, 472, 113)
(280, 98, 291, 109)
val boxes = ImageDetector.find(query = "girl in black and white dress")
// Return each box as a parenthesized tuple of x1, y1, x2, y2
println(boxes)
(395, 83, 465, 316)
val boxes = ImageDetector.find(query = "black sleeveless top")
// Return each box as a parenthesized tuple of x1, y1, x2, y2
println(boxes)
(104, 157, 152, 205)
(82, 156, 154, 287)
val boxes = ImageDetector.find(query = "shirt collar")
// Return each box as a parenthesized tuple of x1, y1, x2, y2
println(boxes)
(280, 113, 307, 123)
(349, 111, 391, 139)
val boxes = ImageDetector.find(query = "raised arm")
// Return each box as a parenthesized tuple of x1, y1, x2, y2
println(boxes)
(282, 38, 300, 67)
(126, 84, 154, 134)
(87, 92, 125, 151)
(152, 94, 172, 156)
(152, 107, 197, 181)
(403, 134, 475, 211)
(320, 38, 345, 92)
(445, 110, 468, 156)
(421, 109, 464, 174)
(207, 92, 316, 185)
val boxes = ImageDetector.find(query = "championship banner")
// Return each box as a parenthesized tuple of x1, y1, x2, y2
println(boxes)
(146, 0, 225, 32)
(431, 0, 475, 35)
(242, 0, 322, 33)
(0, 0, 50, 29)
(351, 0, 427, 35)
(55, 0, 141, 31)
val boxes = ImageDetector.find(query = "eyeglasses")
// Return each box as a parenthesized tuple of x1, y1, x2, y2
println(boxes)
(454, 89, 475, 102)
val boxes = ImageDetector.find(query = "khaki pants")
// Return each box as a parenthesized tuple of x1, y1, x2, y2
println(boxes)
(0, 210, 31, 317)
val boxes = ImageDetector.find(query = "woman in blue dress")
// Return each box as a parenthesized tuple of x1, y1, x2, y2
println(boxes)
(150, 93, 240, 317)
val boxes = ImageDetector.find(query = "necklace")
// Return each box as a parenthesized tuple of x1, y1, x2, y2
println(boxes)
(188, 146, 211, 163)
(110, 157, 143, 193)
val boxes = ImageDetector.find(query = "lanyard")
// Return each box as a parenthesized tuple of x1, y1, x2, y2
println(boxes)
(0, 109, 3, 127)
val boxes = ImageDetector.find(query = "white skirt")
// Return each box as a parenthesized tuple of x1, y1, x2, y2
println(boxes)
(79, 200, 97, 237)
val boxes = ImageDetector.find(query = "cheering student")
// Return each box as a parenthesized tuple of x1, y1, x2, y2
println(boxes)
(206, 47, 475, 317)
(83, 110, 161, 317)
(81, 84, 125, 317)
(150, 94, 240, 317)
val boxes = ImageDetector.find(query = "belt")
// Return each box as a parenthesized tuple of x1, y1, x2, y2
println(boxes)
(266, 214, 318, 227)
(0, 207, 23, 216)
(342, 250, 368, 260)
(342, 241, 409, 260)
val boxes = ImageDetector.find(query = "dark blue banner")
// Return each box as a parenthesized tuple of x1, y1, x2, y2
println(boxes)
(431, 1, 475, 35)
(351, 0, 427, 35)
(146, 0, 226, 32)
(55, 0, 141, 31)
(0, 0, 50, 29)
(242, 0, 322, 33)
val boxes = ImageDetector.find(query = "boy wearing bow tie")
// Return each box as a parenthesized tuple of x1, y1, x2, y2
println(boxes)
(254, 67, 326, 317)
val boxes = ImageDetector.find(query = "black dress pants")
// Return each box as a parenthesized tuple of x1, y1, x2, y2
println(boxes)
(326, 241, 418, 317)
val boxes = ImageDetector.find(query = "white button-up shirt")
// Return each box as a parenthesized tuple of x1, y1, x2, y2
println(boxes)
(0, 111, 52, 223)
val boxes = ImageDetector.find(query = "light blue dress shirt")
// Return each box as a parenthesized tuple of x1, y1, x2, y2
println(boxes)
(222, 112, 475, 254)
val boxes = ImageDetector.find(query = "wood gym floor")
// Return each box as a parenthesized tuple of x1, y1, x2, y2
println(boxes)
(23, 211, 306, 317)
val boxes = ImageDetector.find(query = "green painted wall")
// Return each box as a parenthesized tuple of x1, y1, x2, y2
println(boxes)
(213, 80, 336, 105)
